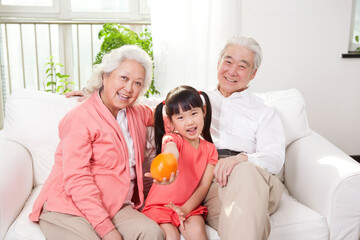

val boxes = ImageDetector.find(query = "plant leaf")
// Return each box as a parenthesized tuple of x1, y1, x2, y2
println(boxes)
(56, 86, 64, 92)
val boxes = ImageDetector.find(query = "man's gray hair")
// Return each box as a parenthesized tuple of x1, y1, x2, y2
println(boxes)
(219, 35, 263, 73)
(83, 45, 152, 97)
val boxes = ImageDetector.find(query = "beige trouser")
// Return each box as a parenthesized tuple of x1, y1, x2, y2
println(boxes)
(39, 204, 164, 240)
(203, 161, 284, 240)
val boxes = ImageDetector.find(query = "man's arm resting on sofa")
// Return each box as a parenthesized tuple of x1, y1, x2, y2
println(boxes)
(0, 133, 33, 239)
(285, 130, 360, 240)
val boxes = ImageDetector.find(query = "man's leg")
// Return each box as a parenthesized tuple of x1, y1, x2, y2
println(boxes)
(39, 209, 100, 240)
(112, 204, 165, 240)
(217, 162, 284, 240)
(203, 178, 222, 230)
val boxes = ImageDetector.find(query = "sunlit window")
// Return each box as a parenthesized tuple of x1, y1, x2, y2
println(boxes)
(1, 0, 52, 7)
(350, 0, 360, 51)
(71, 0, 129, 12)
(0, 0, 150, 129)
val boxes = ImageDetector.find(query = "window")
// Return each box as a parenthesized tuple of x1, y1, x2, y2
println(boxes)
(0, 0, 150, 129)
(349, 0, 360, 52)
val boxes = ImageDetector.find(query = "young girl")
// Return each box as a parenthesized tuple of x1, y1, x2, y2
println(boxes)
(142, 85, 218, 240)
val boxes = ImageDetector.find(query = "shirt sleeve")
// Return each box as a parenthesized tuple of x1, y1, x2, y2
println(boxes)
(246, 108, 285, 175)
(162, 133, 182, 152)
(59, 112, 114, 237)
(207, 142, 218, 165)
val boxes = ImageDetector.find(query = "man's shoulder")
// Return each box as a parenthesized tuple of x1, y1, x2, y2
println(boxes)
(205, 88, 218, 96)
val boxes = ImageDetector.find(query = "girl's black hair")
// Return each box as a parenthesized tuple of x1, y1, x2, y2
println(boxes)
(154, 85, 213, 155)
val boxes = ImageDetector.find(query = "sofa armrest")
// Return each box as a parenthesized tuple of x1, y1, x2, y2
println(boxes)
(285, 130, 360, 240)
(0, 131, 33, 239)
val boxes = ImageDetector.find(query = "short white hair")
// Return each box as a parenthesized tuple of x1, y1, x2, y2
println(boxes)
(83, 45, 152, 97)
(219, 35, 263, 72)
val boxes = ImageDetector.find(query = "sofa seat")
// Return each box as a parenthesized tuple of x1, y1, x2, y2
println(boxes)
(1, 89, 360, 240)
(3, 185, 328, 240)
(269, 190, 328, 240)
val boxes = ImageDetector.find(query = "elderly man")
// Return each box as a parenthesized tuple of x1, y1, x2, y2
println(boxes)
(203, 35, 285, 240)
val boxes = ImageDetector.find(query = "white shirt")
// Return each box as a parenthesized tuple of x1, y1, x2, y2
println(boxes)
(116, 109, 136, 205)
(207, 88, 285, 175)
(99, 92, 136, 205)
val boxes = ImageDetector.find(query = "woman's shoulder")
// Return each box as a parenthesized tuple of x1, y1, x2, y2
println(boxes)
(129, 103, 153, 113)
(128, 103, 154, 125)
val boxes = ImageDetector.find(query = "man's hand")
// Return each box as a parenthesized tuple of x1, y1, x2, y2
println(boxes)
(164, 202, 186, 229)
(102, 228, 122, 240)
(214, 154, 248, 187)
(64, 90, 86, 102)
(144, 171, 178, 185)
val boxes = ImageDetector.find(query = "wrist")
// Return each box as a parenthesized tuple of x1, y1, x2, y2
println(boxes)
(236, 152, 248, 163)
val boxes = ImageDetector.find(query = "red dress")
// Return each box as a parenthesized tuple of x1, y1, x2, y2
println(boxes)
(142, 133, 218, 227)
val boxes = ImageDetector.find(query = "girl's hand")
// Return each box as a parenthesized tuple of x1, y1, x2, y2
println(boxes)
(102, 228, 123, 240)
(164, 202, 186, 229)
(144, 171, 178, 185)
(64, 90, 86, 102)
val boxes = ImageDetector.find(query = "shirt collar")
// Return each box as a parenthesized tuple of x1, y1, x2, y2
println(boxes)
(215, 86, 250, 99)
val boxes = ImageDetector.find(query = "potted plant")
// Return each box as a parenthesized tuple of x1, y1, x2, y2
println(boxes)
(94, 23, 159, 97)
(44, 56, 74, 94)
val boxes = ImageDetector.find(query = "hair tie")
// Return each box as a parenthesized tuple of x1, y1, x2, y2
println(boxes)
(198, 90, 202, 95)
(162, 100, 165, 105)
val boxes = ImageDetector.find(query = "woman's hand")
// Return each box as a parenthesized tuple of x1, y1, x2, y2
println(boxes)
(164, 202, 186, 229)
(144, 171, 178, 185)
(102, 228, 122, 240)
(214, 154, 247, 187)
(64, 90, 86, 102)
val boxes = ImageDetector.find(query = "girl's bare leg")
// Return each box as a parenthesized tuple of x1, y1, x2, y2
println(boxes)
(179, 215, 207, 240)
(160, 223, 180, 240)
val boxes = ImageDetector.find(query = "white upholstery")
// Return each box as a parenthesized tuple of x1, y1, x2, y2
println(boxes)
(1, 88, 360, 240)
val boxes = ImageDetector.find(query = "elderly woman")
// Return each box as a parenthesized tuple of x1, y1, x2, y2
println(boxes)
(29, 45, 164, 240)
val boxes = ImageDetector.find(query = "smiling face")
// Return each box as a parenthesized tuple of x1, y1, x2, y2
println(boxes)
(170, 106, 205, 148)
(217, 44, 258, 98)
(100, 59, 145, 117)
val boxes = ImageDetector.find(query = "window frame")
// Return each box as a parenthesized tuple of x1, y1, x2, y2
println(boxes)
(0, 0, 150, 23)
(348, 0, 360, 52)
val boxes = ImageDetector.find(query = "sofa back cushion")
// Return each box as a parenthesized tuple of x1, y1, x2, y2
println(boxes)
(3, 88, 309, 187)
(3, 89, 81, 186)
(255, 88, 310, 146)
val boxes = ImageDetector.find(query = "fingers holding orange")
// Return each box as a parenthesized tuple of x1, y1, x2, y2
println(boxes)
(150, 153, 178, 182)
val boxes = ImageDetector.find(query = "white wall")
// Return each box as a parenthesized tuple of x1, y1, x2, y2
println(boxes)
(240, 0, 360, 155)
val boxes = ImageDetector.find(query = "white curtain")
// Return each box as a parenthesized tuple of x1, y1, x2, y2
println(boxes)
(150, 0, 242, 96)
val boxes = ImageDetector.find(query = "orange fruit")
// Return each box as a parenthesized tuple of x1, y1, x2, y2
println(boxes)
(150, 152, 178, 182)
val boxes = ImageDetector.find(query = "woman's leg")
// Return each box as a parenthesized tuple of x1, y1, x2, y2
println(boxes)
(112, 204, 164, 240)
(39, 209, 100, 240)
(159, 223, 180, 240)
(179, 215, 207, 240)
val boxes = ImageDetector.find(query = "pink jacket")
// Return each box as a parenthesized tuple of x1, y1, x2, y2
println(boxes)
(29, 91, 154, 237)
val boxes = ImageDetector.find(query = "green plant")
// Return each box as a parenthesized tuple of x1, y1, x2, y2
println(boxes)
(355, 35, 360, 52)
(95, 23, 159, 97)
(44, 56, 74, 94)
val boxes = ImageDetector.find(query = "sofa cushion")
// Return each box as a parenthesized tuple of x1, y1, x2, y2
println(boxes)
(5, 185, 219, 240)
(255, 88, 310, 147)
(4, 186, 45, 240)
(3, 88, 309, 186)
(5, 187, 328, 240)
(269, 190, 328, 240)
(256, 89, 310, 182)
(3, 89, 81, 186)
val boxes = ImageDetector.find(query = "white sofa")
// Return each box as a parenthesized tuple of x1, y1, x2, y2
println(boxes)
(1, 88, 360, 240)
